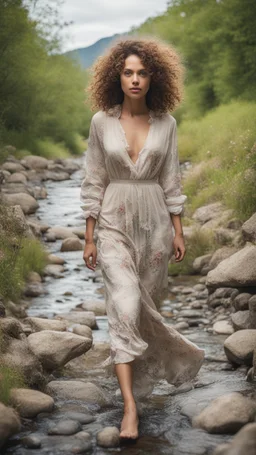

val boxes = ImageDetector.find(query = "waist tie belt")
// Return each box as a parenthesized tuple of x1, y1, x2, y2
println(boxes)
(109, 179, 159, 184)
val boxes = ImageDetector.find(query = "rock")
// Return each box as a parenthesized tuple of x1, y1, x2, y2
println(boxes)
(47, 254, 66, 265)
(231, 311, 250, 330)
(54, 311, 97, 329)
(44, 171, 70, 181)
(6, 301, 27, 319)
(45, 231, 56, 242)
(2, 162, 26, 173)
(48, 419, 82, 435)
(23, 281, 45, 297)
(213, 320, 234, 335)
(96, 427, 120, 448)
(206, 245, 256, 288)
(172, 321, 189, 331)
(7, 172, 27, 184)
(192, 202, 224, 224)
(79, 300, 106, 316)
(0, 317, 44, 386)
(193, 284, 206, 292)
(249, 295, 256, 329)
(9, 388, 54, 418)
(233, 293, 252, 311)
(46, 226, 78, 239)
(1, 192, 39, 214)
(24, 317, 66, 332)
(0, 204, 33, 238)
(23, 155, 49, 170)
(45, 381, 108, 407)
(242, 213, 256, 243)
(43, 264, 65, 277)
(74, 430, 92, 441)
(21, 435, 41, 449)
(224, 329, 256, 365)
(192, 254, 212, 273)
(60, 237, 83, 252)
(27, 271, 42, 283)
(192, 392, 256, 434)
(68, 324, 92, 339)
(64, 412, 95, 425)
(208, 247, 239, 270)
(212, 422, 256, 455)
(178, 310, 203, 318)
(27, 220, 49, 237)
(0, 402, 21, 449)
(214, 228, 237, 245)
(27, 330, 92, 371)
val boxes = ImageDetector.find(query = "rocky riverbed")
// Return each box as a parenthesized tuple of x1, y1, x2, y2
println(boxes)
(0, 153, 256, 454)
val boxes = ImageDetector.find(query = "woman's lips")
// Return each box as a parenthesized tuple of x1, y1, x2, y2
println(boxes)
(130, 88, 141, 92)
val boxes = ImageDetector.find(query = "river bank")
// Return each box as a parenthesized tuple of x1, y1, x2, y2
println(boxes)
(0, 154, 255, 454)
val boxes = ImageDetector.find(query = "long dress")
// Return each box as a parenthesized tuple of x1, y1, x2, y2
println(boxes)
(80, 103, 205, 398)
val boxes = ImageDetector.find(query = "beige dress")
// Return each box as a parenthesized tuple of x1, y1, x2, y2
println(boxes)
(80, 104, 205, 397)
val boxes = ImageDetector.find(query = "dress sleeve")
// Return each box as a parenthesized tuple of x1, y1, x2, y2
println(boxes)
(80, 115, 109, 220)
(158, 117, 187, 215)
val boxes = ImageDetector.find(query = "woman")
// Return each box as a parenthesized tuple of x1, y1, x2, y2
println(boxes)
(80, 37, 205, 441)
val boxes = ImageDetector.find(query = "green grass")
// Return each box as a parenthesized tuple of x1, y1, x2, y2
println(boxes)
(0, 205, 48, 303)
(0, 360, 27, 405)
(179, 101, 256, 220)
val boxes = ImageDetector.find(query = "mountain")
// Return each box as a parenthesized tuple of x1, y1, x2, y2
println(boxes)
(63, 33, 125, 69)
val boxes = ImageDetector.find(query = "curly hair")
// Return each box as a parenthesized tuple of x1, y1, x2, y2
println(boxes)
(86, 35, 184, 114)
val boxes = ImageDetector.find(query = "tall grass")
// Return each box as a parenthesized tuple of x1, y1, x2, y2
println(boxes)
(0, 205, 48, 302)
(179, 101, 256, 220)
(0, 360, 27, 405)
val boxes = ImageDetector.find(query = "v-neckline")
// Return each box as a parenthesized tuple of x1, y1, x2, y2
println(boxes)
(116, 105, 154, 166)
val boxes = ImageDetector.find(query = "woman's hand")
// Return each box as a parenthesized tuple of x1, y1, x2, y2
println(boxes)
(83, 241, 97, 271)
(173, 232, 186, 262)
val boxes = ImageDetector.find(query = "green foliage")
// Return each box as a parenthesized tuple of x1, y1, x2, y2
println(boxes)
(0, 1, 91, 156)
(136, 0, 256, 118)
(0, 361, 27, 405)
(168, 227, 217, 275)
(0, 205, 48, 302)
(179, 101, 256, 220)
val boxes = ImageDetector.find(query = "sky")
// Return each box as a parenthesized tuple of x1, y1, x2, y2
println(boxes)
(56, 0, 169, 52)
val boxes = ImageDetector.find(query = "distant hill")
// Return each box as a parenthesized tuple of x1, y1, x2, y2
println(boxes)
(63, 33, 125, 69)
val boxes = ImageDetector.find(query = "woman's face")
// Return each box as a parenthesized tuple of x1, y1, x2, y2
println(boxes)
(120, 54, 151, 100)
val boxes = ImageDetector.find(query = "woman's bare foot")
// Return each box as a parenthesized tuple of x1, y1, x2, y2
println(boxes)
(120, 404, 139, 440)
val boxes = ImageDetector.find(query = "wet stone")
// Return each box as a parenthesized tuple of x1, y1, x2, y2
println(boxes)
(47, 419, 82, 435)
(96, 426, 120, 448)
(21, 434, 41, 448)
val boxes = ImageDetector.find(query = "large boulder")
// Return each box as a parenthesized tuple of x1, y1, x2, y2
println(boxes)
(9, 388, 54, 418)
(22, 155, 49, 170)
(1, 193, 39, 215)
(60, 237, 83, 252)
(212, 422, 256, 455)
(206, 245, 256, 288)
(23, 317, 67, 333)
(7, 172, 27, 184)
(46, 226, 78, 239)
(192, 202, 224, 225)
(242, 213, 256, 243)
(1, 162, 26, 173)
(0, 318, 44, 386)
(224, 329, 256, 365)
(208, 246, 239, 270)
(54, 311, 97, 329)
(27, 330, 92, 371)
(0, 402, 21, 449)
(45, 381, 108, 407)
(79, 300, 106, 316)
(0, 205, 33, 238)
(192, 392, 256, 434)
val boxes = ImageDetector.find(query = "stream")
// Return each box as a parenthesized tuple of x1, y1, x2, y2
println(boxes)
(4, 157, 255, 455)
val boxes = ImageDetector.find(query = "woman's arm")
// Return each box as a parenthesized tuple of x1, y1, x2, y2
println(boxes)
(158, 116, 186, 262)
(80, 114, 109, 270)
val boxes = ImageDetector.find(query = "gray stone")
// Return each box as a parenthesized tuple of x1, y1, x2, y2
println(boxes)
(192, 392, 256, 434)
(23, 155, 49, 170)
(21, 435, 41, 449)
(192, 202, 224, 224)
(1, 192, 39, 214)
(7, 172, 27, 184)
(64, 412, 95, 424)
(27, 330, 92, 370)
(9, 388, 54, 418)
(0, 402, 21, 449)
(60, 237, 83, 252)
(45, 381, 108, 407)
(55, 311, 97, 329)
(233, 293, 252, 311)
(242, 213, 256, 243)
(24, 317, 67, 332)
(44, 264, 65, 277)
(212, 422, 256, 455)
(249, 295, 256, 329)
(213, 320, 234, 335)
(208, 247, 240, 270)
(79, 300, 106, 316)
(206, 245, 256, 288)
(193, 254, 212, 273)
(96, 426, 120, 448)
(48, 419, 82, 435)
(224, 329, 256, 365)
(2, 162, 26, 173)
(231, 310, 250, 330)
